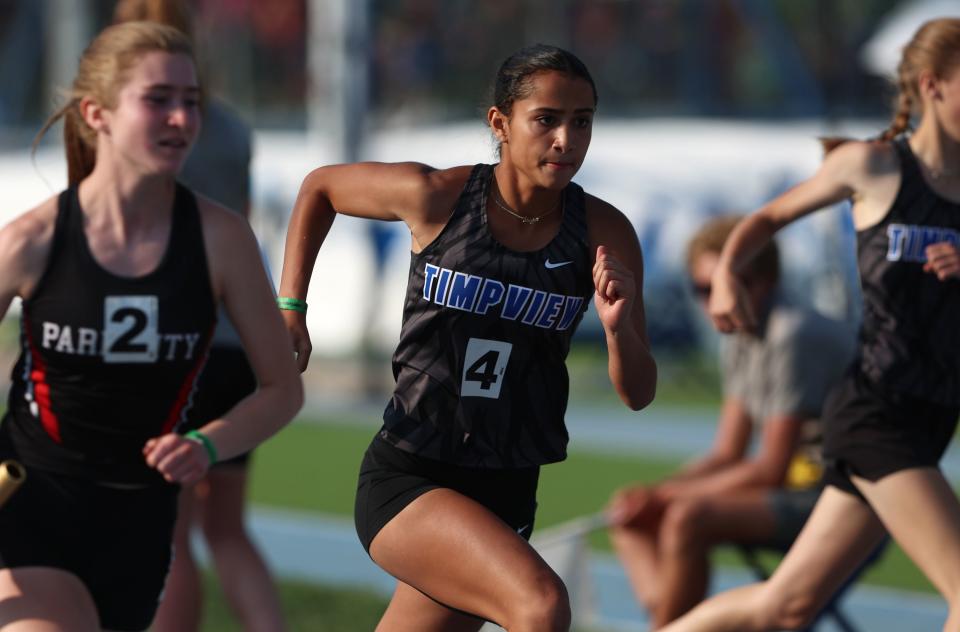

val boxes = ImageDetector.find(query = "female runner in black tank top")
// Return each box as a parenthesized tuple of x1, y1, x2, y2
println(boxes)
(109, 4, 288, 631)
(661, 18, 960, 632)
(0, 22, 301, 632)
(279, 45, 656, 631)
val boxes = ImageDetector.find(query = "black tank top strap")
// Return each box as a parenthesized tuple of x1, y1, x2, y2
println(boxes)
(420, 164, 487, 257)
(64, 185, 97, 277)
(459, 163, 489, 230)
(23, 189, 77, 309)
(54, 187, 73, 242)
(47, 188, 74, 275)
(465, 163, 491, 201)
(173, 181, 205, 253)
(892, 136, 924, 185)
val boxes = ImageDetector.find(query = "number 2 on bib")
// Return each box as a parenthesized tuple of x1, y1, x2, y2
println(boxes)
(461, 338, 512, 398)
(103, 296, 159, 363)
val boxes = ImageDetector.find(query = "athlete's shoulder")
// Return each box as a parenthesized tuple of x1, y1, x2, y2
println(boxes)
(334, 161, 475, 203)
(407, 164, 479, 221)
(193, 194, 260, 299)
(0, 195, 59, 266)
(193, 193, 252, 242)
(425, 164, 478, 187)
(419, 164, 477, 199)
(581, 192, 643, 269)
(0, 194, 60, 296)
(583, 191, 626, 219)
(823, 138, 899, 181)
(583, 192, 635, 240)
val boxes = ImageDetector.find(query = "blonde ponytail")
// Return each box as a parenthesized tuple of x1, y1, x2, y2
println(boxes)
(63, 106, 98, 186)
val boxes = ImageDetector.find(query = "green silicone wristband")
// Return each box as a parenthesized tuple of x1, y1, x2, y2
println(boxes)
(185, 430, 218, 464)
(276, 297, 308, 313)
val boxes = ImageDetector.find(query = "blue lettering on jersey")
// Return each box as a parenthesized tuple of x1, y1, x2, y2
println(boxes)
(474, 280, 505, 315)
(521, 291, 547, 325)
(887, 223, 960, 262)
(435, 268, 453, 304)
(423, 263, 440, 300)
(446, 272, 483, 311)
(536, 293, 566, 329)
(421, 264, 585, 331)
(557, 297, 585, 331)
(502, 285, 533, 321)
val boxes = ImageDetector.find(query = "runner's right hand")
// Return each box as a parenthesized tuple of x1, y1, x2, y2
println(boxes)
(708, 268, 756, 334)
(282, 309, 312, 373)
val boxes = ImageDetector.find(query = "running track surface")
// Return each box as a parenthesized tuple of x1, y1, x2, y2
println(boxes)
(231, 507, 948, 632)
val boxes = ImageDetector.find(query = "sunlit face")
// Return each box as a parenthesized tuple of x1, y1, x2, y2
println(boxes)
(97, 51, 200, 176)
(496, 70, 595, 190)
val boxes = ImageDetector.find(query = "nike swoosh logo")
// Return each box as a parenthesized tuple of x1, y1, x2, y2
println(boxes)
(516, 524, 530, 536)
(544, 259, 573, 269)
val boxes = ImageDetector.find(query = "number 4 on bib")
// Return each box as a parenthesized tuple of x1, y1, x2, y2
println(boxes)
(461, 338, 513, 398)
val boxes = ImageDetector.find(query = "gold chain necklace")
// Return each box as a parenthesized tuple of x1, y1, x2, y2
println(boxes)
(492, 190, 562, 225)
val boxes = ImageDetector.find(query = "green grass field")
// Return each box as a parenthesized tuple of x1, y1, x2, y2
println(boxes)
(249, 418, 936, 595)
(200, 573, 388, 631)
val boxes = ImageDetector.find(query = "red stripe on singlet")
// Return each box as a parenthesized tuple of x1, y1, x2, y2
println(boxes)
(24, 323, 63, 444)
(160, 341, 210, 435)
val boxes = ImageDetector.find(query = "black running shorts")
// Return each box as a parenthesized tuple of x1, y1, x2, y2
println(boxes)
(821, 369, 959, 501)
(0, 464, 178, 631)
(355, 433, 539, 553)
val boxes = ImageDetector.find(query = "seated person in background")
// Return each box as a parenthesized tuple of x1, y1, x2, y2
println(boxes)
(607, 215, 856, 629)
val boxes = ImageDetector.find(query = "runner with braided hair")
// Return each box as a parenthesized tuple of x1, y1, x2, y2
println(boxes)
(662, 17, 960, 632)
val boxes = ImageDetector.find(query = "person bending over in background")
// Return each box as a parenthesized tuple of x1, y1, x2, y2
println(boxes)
(608, 215, 855, 629)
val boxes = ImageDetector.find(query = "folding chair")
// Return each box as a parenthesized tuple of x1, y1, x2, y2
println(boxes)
(737, 536, 889, 632)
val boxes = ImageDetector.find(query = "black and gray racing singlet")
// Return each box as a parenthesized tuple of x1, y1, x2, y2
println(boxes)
(5, 183, 216, 485)
(381, 164, 594, 468)
(856, 137, 960, 405)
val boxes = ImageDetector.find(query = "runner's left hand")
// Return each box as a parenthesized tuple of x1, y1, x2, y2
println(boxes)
(924, 242, 960, 281)
(143, 433, 211, 484)
(593, 245, 635, 334)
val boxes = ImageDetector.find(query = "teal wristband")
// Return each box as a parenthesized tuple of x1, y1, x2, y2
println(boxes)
(185, 430, 218, 464)
(276, 296, 308, 313)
